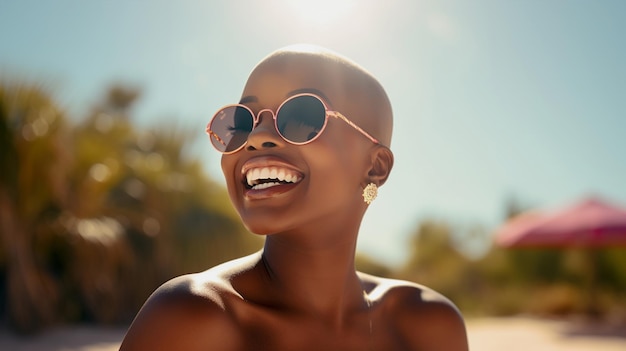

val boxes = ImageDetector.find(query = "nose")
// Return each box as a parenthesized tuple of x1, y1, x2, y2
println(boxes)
(245, 109, 283, 151)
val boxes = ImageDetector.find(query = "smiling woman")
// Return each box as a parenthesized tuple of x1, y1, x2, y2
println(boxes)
(120, 44, 468, 351)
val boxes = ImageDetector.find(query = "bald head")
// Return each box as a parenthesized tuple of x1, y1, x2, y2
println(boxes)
(244, 45, 393, 148)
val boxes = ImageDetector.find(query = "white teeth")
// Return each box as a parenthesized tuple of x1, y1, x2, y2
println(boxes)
(260, 168, 270, 179)
(251, 182, 280, 190)
(245, 166, 302, 188)
(246, 169, 260, 186)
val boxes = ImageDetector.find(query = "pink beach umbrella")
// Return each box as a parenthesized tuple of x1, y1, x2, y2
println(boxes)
(494, 196, 626, 316)
(495, 197, 626, 249)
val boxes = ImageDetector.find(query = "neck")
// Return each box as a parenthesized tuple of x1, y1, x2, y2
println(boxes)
(259, 231, 367, 322)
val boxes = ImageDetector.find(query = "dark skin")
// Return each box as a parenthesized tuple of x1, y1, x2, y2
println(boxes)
(120, 46, 469, 351)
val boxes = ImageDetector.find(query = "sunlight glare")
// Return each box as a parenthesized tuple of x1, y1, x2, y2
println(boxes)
(284, 0, 357, 26)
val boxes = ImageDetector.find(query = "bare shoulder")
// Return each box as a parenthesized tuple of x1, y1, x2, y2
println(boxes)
(360, 273, 469, 351)
(120, 254, 259, 351)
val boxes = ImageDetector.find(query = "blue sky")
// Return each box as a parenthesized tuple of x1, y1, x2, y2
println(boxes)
(1, 0, 625, 266)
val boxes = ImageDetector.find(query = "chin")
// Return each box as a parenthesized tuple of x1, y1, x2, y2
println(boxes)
(240, 218, 278, 236)
(236, 204, 300, 235)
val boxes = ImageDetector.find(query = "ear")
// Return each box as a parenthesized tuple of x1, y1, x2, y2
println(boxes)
(365, 145, 394, 187)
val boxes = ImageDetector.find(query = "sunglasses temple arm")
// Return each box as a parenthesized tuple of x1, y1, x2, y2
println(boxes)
(328, 111, 379, 144)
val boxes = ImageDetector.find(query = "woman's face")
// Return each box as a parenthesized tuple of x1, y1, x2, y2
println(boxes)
(220, 56, 375, 236)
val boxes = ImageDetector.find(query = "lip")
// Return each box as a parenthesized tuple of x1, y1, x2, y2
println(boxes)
(240, 156, 305, 200)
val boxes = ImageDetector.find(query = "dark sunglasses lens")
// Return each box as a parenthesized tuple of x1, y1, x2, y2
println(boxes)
(209, 106, 253, 152)
(277, 95, 326, 143)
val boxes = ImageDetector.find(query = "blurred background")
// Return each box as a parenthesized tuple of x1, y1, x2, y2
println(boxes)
(1, 0, 625, 344)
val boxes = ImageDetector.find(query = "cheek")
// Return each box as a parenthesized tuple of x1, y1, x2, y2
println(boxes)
(221, 155, 241, 202)
(305, 139, 368, 202)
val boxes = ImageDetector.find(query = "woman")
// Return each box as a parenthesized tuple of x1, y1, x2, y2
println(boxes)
(120, 44, 468, 351)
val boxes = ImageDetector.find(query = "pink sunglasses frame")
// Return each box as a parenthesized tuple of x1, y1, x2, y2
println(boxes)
(206, 93, 379, 154)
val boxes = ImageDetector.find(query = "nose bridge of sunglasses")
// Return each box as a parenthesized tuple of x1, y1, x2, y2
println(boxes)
(255, 108, 276, 123)
(246, 109, 281, 140)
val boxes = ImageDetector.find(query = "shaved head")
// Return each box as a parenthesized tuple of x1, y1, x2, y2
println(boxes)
(244, 44, 393, 148)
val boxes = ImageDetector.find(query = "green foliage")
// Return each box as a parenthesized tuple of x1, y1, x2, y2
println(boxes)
(355, 253, 392, 277)
(0, 81, 70, 332)
(399, 220, 476, 305)
(398, 217, 626, 319)
(0, 79, 261, 333)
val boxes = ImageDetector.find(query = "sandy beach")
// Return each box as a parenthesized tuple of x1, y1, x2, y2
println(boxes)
(1, 316, 624, 351)
(467, 316, 626, 351)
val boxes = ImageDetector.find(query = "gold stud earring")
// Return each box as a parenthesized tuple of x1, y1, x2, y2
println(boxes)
(362, 183, 378, 204)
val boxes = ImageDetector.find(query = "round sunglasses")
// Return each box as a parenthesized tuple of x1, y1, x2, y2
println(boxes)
(206, 93, 379, 154)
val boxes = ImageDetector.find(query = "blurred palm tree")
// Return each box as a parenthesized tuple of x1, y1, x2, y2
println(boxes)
(1, 81, 261, 332)
(0, 81, 69, 333)
(58, 84, 146, 323)
(60, 84, 259, 324)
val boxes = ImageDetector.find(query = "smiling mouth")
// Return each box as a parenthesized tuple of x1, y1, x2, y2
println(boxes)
(244, 166, 303, 190)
